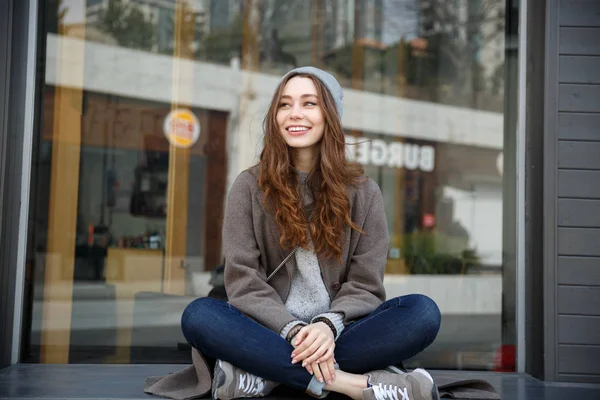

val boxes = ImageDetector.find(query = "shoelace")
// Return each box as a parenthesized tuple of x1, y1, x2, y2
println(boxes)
(372, 383, 411, 400)
(237, 372, 265, 396)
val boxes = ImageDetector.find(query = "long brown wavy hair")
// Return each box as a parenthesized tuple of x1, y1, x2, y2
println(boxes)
(258, 72, 365, 262)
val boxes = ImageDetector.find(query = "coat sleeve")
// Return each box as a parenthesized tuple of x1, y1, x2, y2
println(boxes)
(222, 172, 299, 334)
(329, 180, 389, 323)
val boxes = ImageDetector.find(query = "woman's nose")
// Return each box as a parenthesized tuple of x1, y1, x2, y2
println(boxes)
(290, 104, 304, 119)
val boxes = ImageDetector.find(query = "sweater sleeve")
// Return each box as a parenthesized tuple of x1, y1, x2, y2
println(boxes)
(280, 320, 307, 340)
(223, 171, 300, 334)
(312, 312, 345, 340)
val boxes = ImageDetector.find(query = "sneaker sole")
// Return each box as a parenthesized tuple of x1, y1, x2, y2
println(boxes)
(432, 385, 440, 400)
(212, 360, 233, 400)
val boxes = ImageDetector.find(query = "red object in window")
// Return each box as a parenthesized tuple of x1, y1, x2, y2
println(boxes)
(87, 224, 94, 246)
(493, 344, 516, 372)
(422, 213, 436, 228)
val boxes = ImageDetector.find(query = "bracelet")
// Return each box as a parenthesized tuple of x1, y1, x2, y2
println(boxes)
(286, 324, 304, 343)
(312, 317, 337, 338)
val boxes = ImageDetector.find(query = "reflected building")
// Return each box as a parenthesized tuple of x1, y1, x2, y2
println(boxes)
(5, 0, 600, 386)
(15, 0, 510, 371)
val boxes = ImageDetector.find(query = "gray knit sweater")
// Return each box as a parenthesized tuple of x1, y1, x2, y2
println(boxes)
(279, 172, 345, 340)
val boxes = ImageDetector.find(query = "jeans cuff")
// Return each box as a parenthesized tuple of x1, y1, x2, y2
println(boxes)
(304, 363, 339, 399)
(306, 376, 328, 398)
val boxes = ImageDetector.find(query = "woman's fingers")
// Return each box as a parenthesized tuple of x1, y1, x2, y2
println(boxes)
(322, 358, 336, 384)
(291, 336, 318, 364)
(305, 363, 314, 375)
(292, 328, 317, 355)
(311, 359, 336, 385)
(292, 329, 326, 362)
(294, 345, 318, 365)
(291, 325, 335, 364)
(320, 363, 331, 384)
(299, 339, 330, 366)
(314, 347, 334, 364)
(302, 340, 334, 365)
(312, 362, 324, 384)
(292, 327, 309, 347)
(319, 360, 333, 384)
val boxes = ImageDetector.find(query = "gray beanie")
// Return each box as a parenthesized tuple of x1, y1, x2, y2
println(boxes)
(280, 66, 344, 118)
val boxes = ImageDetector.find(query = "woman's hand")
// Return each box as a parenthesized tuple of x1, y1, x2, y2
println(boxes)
(291, 322, 335, 366)
(308, 358, 337, 385)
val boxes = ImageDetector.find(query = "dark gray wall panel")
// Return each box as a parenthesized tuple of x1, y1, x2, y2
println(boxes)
(545, 0, 561, 382)
(544, 0, 560, 380)
(560, 0, 600, 27)
(558, 199, 600, 227)
(558, 170, 600, 198)
(549, 0, 600, 384)
(558, 345, 600, 374)
(558, 286, 600, 315)
(559, 56, 600, 84)
(560, 27, 600, 55)
(558, 141, 600, 169)
(558, 256, 600, 285)
(558, 228, 600, 256)
(558, 315, 600, 344)
(559, 84, 600, 112)
(558, 113, 600, 140)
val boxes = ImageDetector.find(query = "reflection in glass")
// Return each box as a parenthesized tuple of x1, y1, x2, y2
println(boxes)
(23, 0, 515, 371)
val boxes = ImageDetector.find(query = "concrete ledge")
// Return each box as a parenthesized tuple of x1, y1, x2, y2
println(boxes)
(3, 364, 599, 399)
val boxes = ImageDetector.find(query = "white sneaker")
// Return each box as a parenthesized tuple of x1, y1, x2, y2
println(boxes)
(211, 359, 279, 400)
(362, 368, 440, 400)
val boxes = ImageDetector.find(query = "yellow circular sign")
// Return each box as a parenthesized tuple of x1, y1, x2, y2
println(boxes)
(163, 109, 200, 148)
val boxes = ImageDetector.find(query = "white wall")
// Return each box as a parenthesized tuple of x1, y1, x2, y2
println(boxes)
(444, 185, 503, 266)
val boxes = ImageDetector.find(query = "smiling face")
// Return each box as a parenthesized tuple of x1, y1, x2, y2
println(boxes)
(276, 76, 326, 153)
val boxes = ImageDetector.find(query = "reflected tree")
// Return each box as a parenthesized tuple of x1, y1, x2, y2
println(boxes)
(199, 0, 305, 69)
(200, 14, 244, 64)
(259, 0, 309, 69)
(383, 0, 506, 107)
(97, 0, 156, 51)
(160, 2, 207, 56)
(320, 0, 505, 110)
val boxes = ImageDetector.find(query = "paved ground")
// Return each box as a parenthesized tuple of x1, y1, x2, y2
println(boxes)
(1, 364, 600, 399)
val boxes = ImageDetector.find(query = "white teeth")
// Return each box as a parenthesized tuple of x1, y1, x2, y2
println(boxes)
(288, 127, 309, 132)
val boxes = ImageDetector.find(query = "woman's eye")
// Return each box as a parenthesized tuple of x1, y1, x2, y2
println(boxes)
(305, 102, 316, 106)
(278, 103, 291, 108)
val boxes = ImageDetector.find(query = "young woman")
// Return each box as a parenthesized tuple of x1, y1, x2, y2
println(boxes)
(181, 67, 441, 400)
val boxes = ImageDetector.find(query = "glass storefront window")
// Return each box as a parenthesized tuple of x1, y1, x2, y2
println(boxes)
(22, 0, 516, 370)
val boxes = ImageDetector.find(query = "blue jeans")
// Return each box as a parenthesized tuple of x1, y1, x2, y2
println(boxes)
(181, 294, 440, 394)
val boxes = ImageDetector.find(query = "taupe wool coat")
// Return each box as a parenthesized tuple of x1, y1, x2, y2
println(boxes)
(223, 166, 390, 333)
(144, 167, 501, 400)
(145, 167, 389, 399)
